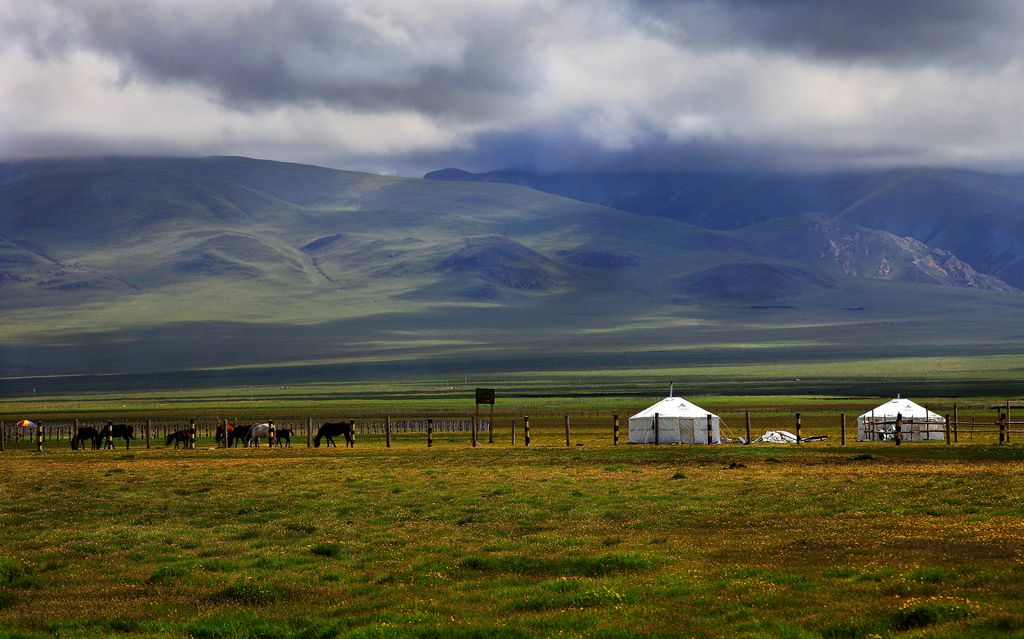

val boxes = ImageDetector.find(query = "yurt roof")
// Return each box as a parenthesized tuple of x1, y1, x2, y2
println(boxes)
(631, 396, 716, 419)
(859, 397, 943, 421)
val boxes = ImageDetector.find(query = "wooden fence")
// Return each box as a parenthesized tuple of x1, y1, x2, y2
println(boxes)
(0, 406, 1020, 451)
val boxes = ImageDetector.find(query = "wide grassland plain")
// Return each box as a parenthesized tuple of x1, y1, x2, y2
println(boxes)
(2, 390, 1024, 638)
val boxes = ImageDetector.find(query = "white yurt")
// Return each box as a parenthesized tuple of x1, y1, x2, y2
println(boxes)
(629, 395, 720, 444)
(857, 396, 945, 442)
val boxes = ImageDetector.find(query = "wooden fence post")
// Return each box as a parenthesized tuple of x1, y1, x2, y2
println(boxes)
(307, 417, 313, 448)
(511, 419, 516, 446)
(953, 403, 959, 443)
(945, 415, 951, 446)
(189, 418, 197, 449)
(36, 421, 44, 452)
(488, 404, 494, 445)
(999, 412, 1007, 445)
(524, 416, 530, 447)
(146, 419, 152, 449)
(385, 416, 391, 448)
(564, 414, 571, 447)
(613, 415, 619, 446)
(1007, 401, 1012, 443)
(471, 415, 477, 448)
(427, 418, 433, 447)
(840, 413, 846, 446)
(795, 412, 801, 444)
(895, 412, 902, 447)
(653, 412, 659, 445)
(745, 411, 751, 445)
(707, 414, 713, 445)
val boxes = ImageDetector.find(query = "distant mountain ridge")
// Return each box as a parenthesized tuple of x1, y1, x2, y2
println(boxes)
(425, 167, 1024, 288)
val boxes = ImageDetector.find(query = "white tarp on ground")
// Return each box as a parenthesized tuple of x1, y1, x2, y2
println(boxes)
(857, 397, 945, 442)
(629, 396, 720, 444)
(754, 430, 799, 444)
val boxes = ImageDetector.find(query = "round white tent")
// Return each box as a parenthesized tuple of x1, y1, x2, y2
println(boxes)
(857, 397, 945, 442)
(629, 396, 720, 444)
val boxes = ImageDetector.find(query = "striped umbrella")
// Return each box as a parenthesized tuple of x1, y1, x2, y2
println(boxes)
(16, 419, 37, 428)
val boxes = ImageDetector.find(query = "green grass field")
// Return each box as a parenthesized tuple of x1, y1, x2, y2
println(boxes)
(2, 410, 1024, 638)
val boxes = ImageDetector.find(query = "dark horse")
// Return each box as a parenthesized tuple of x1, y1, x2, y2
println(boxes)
(314, 421, 355, 448)
(274, 428, 293, 447)
(71, 427, 101, 450)
(100, 423, 135, 449)
(226, 423, 252, 448)
(166, 429, 191, 448)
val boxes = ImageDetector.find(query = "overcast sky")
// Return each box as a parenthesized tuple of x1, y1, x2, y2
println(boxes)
(2, 0, 1024, 175)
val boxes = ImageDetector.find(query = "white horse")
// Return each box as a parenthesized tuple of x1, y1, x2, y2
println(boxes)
(245, 422, 273, 447)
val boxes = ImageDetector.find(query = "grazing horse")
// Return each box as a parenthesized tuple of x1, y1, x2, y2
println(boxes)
(227, 423, 252, 448)
(165, 430, 191, 449)
(245, 423, 274, 447)
(314, 421, 355, 448)
(274, 428, 293, 447)
(71, 427, 101, 450)
(100, 423, 135, 449)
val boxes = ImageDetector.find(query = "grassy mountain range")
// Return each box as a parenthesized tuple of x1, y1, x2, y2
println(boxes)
(425, 167, 1024, 289)
(1, 156, 1022, 394)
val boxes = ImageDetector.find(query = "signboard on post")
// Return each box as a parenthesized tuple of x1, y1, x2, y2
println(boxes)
(474, 388, 496, 445)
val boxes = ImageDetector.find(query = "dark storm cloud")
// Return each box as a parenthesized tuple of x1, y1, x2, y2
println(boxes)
(2, 0, 1024, 174)
(633, 0, 1024, 67)
(3, 0, 540, 117)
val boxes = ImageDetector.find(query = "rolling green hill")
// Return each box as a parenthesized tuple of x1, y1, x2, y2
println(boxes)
(1, 156, 1022, 394)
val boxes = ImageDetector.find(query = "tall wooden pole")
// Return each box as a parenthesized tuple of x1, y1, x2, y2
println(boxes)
(523, 416, 530, 447)
(999, 412, 1007, 445)
(307, 417, 313, 448)
(427, 418, 433, 447)
(707, 414, 713, 445)
(385, 416, 391, 448)
(953, 403, 959, 443)
(840, 413, 846, 447)
(795, 412, 801, 444)
(510, 418, 515, 446)
(745, 411, 751, 445)
(473, 402, 479, 448)
(488, 404, 494, 444)
(146, 419, 152, 449)
(653, 412, 659, 445)
(945, 414, 951, 446)
(613, 415, 619, 446)
(564, 414, 570, 447)
(1007, 401, 1012, 443)
(895, 412, 902, 447)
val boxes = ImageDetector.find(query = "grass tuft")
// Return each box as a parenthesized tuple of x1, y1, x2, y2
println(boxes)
(890, 600, 974, 630)
(310, 544, 341, 559)
(212, 578, 285, 606)
(460, 553, 651, 577)
(146, 566, 189, 586)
